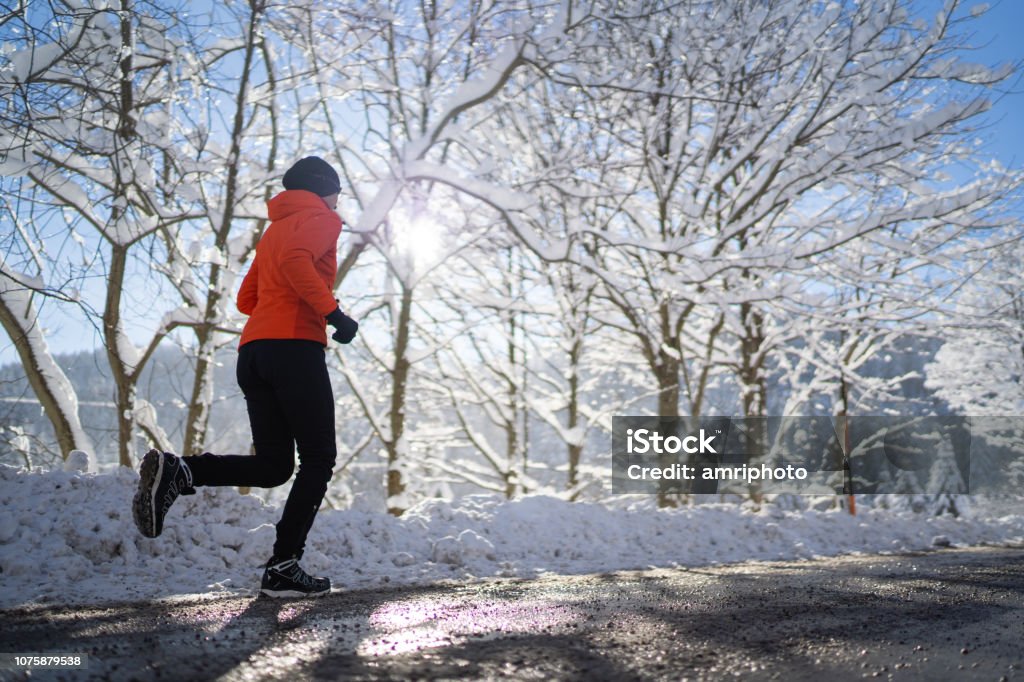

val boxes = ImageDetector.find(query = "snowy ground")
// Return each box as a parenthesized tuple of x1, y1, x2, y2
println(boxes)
(1, 462, 1023, 609)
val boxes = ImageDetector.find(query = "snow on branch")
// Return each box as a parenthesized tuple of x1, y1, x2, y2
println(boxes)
(0, 260, 93, 460)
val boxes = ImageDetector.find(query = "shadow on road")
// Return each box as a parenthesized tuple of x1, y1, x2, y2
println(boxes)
(1, 547, 1022, 680)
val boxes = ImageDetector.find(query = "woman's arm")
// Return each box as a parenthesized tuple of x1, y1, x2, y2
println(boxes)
(237, 257, 259, 315)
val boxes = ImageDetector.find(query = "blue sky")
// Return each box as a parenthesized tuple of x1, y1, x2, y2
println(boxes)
(1, 1, 1023, 367)
(959, 0, 1024, 168)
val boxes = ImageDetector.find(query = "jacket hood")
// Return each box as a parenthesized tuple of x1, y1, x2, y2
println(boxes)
(267, 189, 331, 222)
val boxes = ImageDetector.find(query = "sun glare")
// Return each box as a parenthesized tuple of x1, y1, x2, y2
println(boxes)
(393, 210, 446, 272)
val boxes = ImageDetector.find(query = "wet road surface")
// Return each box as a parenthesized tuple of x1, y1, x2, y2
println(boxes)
(1, 546, 1022, 680)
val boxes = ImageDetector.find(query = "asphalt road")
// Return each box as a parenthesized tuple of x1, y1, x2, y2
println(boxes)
(1, 547, 1022, 681)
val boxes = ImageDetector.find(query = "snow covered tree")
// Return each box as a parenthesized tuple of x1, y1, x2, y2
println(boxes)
(3, 1, 301, 467)
(0, 264, 93, 461)
(3, 0, 1020, 517)
(545, 0, 1019, 425)
(925, 233, 1024, 415)
(924, 229, 1024, 501)
(1, 1, 210, 465)
(268, 0, 584, 512)
(530, 259, 607, 496)
(424, 240, 537, 499)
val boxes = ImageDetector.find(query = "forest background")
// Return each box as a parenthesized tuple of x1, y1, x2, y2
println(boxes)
(2, 0, 1023, 515)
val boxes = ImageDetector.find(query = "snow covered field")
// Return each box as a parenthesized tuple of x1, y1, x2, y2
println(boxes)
(2, 462, 1023, 609)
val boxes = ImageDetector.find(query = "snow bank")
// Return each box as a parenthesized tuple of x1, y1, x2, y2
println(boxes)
(1, 464, 1022, 608)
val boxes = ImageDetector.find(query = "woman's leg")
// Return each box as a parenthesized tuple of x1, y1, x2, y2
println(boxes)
(180, 339, 336, 560)
(257, 341, 337, 561)
(182, 341, 297, 488)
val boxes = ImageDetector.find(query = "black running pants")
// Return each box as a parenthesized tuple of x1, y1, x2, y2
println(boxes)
(184, 339, 337, 561)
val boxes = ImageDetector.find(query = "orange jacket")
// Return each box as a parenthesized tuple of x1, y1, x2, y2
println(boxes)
(237, 190, 343, 346)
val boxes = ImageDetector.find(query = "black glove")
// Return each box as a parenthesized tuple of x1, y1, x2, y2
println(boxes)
(325, 307, 359, 344)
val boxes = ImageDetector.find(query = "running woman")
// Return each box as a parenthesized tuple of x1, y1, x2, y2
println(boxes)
(132, 156, 359, 598)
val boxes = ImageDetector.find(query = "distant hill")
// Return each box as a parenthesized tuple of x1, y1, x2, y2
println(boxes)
(0, 344, 247, 469)
(0, 334, 951, 476)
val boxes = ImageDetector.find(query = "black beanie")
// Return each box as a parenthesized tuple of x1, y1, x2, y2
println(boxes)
(282, 156, 341, 197)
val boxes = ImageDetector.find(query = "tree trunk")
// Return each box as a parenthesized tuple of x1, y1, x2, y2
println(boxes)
(0, 287, 92, 459)
(387, 285, 413, 515)
(104, 245, 137, 468)
(504, 309, 519, 499)
(106, 1, 139, 468)
(566, 332, 583, 495)
(183, 329, 214, 456)
(183, 1, 265, 457)
(739, 302, 767, 502)
(655, 350, 682, 508)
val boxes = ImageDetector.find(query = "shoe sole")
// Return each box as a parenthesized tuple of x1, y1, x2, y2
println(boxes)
(132, 450, 163, 538)
(259, 587, 331, 599)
